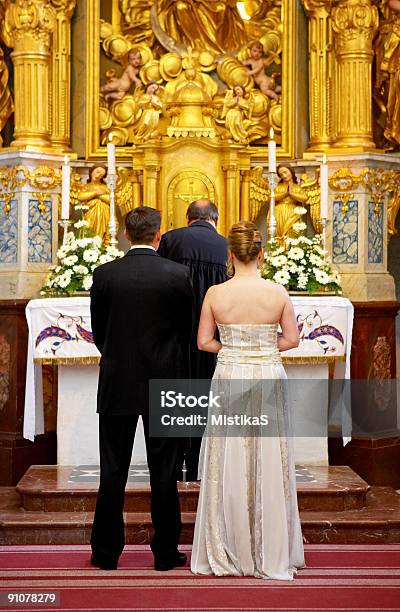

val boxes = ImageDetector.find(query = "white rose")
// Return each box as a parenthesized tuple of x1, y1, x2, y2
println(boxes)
(294, 206, 307, 215)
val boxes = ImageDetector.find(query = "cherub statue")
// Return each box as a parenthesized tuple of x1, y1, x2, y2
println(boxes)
(100, 48, 143, 102)
(241, 41, 281, 101)
(221, 85, 252, 143)
(133, 81, 164, 142)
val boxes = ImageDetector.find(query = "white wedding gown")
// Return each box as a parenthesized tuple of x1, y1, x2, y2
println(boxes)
(191, 323, 305, 580)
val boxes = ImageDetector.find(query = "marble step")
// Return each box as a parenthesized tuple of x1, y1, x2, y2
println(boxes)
(1, 487, 400, 545)
(16, 465, 369, 513)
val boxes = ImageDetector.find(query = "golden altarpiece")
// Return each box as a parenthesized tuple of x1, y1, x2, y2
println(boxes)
(1, 0, 400, 305)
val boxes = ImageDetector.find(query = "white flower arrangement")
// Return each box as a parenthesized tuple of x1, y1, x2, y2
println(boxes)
(262, 234, 342, 294)
(41, 214, 124, 297)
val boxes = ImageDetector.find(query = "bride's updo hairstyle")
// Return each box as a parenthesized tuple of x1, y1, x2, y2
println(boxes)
(228, 221, 262, 266)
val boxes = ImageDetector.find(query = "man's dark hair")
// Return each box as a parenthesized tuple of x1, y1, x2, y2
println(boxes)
(125, 206, 161, 244)
(186, 198, 219, 223)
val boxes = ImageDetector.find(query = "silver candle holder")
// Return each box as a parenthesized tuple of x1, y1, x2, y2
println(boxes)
(319, 217, 328, 259)
(58, 219, 72, 246)
(106, 173, 118, 248)
(267, 171, 278, 245)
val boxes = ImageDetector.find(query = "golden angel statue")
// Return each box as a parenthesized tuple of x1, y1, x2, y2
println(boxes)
(220, 85, 253, 143)
(70, 166, 135, 244)
(249, 165, 322, 243)
(133, 81, 164, 142)
(269, 165, 308, 242)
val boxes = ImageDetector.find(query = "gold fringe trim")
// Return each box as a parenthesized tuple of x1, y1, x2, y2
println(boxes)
(282, 355, 346, 364)
(34, 355, 346, 366)
(34, 356, 100, 365)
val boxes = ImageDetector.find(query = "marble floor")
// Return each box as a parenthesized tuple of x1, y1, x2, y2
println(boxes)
(67, 463, 317, 484)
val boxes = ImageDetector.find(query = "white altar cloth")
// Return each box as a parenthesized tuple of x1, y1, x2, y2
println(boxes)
(24, 296, 354, 465)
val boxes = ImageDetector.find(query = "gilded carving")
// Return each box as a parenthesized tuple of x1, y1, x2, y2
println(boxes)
(4, 0, 56, 46)
(372, 335, 392, 411)
(301, 0, 335, 150)
(167, 169, 215, 229)
(331, 0, 378, 149)
(2, 192, 16, 215)
(0, 166, 61, 191)
(328, 167, 367, 191)
(98, 1, 284, 148)
(0, 10, 14, 146)
(0, 334, 10, 412)
(373, 336, 391, 379)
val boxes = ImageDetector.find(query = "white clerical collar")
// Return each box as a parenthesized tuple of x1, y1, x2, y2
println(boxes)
(129, 245, 156, 251)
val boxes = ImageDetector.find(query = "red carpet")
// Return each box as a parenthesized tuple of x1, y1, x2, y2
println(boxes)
(0, 544, 399, 611)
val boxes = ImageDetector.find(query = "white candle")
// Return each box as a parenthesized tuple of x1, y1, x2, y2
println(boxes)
(107, 134, 116, 175)
(61, 155, 70, 220)
(320, 154, 329, 219)
(268, 127, 276, 174)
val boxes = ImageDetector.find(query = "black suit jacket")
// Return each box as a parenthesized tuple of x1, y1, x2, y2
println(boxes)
(90, 248, 195, 415)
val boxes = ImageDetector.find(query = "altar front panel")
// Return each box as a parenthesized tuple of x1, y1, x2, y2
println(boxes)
(24, 296, 354, 466)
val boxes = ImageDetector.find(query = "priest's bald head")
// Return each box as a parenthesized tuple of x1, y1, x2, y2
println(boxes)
(186, 198, 219, 227)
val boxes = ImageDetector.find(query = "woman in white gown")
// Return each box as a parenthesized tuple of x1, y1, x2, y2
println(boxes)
(191, 221, 305, 580)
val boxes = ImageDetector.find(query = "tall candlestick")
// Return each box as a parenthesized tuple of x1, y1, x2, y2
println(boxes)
(267, 172, 278, 244)
(268, 127, 276, 174)
(320, 154, 329, 219)
(107, 133, 116, 175)
(61, 155, 70, 220)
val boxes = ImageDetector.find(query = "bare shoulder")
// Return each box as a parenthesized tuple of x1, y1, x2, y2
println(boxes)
(205, 278, 232, 299)
(262, 278, 290, 300)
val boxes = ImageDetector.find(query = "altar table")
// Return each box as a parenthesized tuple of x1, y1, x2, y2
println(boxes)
(24, 296, 354, 466)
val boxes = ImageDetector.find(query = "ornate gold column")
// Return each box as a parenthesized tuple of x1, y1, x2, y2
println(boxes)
(240, 170, 250, 220)
(131, 170, 143, 208)
(302, 0, 335, 152)
(49, 0, 76, 151)
(143, 165, 160, 208)
(4, 0, 56, 150)
(223, 164, 239, 231)
(331, 0, 378, 149)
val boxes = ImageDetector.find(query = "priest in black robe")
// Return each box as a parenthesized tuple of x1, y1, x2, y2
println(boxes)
(158, 198, 228, 480)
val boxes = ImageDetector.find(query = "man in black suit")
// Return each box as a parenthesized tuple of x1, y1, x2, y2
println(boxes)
(158, 199, 228, 480)
(90, 206, 194, 571)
